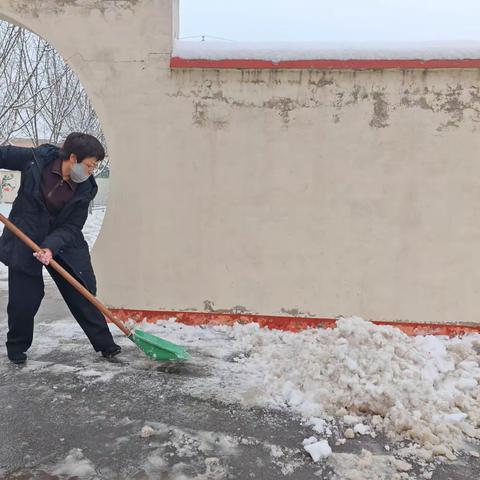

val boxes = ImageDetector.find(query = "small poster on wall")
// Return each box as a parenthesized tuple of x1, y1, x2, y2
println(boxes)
(0, 170, 20, 203)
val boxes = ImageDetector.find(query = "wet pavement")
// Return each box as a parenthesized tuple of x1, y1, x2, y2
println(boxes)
(0, 285, 479, 479)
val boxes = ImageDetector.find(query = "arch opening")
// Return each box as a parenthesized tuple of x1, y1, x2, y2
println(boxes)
(0, 18, 110, 286)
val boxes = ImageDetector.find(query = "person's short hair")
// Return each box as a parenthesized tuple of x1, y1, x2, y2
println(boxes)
(59, 132, 105, 162)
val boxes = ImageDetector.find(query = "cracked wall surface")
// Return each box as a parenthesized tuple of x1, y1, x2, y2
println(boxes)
(169, 69, 480, 133)
(2, 1, 480, 324)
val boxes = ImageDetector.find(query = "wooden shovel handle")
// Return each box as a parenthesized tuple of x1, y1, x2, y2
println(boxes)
(0, 213, 131, 337)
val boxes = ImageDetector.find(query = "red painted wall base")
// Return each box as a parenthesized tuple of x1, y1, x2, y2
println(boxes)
(110, 308, 480, 337)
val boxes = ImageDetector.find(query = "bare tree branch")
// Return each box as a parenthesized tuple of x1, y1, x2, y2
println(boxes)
(0, 19, 108, 176)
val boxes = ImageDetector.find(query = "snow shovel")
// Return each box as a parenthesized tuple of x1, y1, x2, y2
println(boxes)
(0, 213, 190, 362)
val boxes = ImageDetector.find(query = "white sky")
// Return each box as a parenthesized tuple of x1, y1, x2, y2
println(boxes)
(180, 1, 480, 43)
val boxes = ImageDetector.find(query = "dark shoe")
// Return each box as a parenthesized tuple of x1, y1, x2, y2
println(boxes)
(8, 351, 27, 365)
(101, 344, 121, 359)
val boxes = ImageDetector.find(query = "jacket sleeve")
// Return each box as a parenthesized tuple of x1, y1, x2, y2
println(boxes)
(41, 201, 90, 255)
(0, 145, 34, 171)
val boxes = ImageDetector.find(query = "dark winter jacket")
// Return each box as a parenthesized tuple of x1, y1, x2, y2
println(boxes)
(0, 144, 98, 294)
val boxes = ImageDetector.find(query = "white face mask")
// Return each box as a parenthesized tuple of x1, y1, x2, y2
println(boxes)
(70, 163, 91, 183)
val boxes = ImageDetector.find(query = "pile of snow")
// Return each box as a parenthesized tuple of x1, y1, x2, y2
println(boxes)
(173, 39, 480, 62)
(226, 316, 480, 460)
(140, 316, 480, 462)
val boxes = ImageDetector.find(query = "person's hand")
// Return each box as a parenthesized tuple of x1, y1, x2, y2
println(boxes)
(33, 248, 53, 265)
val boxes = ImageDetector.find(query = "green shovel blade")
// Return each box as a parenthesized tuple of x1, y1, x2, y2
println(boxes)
(128, 329, 190, 361)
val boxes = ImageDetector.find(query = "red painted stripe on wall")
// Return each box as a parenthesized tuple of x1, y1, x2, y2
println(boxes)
(110, 308, 480, 337)
(170, 57, 480, 70)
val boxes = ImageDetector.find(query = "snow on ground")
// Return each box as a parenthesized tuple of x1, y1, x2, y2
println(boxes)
(173, 39, 480, 61)
(10, 311, 480, 477)
(50, 448, 96, 478)
(134, 317, 480, 465)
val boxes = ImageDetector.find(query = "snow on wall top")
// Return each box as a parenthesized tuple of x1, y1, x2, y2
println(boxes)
(173, 40, 480, 61)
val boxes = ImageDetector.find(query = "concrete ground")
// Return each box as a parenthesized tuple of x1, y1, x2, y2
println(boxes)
(0, 284, 479, 479)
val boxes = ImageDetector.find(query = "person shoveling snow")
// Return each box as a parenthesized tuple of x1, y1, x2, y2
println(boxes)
(0, 133, 123, 365)
(0, 133, 189, 365)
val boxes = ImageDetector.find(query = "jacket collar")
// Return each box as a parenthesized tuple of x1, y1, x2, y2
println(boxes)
(50, 157, 76, 190)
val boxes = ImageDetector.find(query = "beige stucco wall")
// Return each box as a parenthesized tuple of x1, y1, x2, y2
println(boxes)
(3, 0, 480, 324)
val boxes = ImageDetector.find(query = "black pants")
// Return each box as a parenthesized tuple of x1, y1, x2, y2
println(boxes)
(6, 263, 116, 355)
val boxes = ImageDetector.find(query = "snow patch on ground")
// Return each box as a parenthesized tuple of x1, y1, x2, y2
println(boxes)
(144, 421, 240, 459)
(1, 309, 479, 477)
(134, 422, 239, 479)
(50, 448, 96, 479)
(327, 449, 417, 480)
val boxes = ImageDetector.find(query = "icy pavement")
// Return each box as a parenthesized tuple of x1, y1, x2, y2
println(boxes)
(0, 287, 480, 479)
(0, 287, 342, 479)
